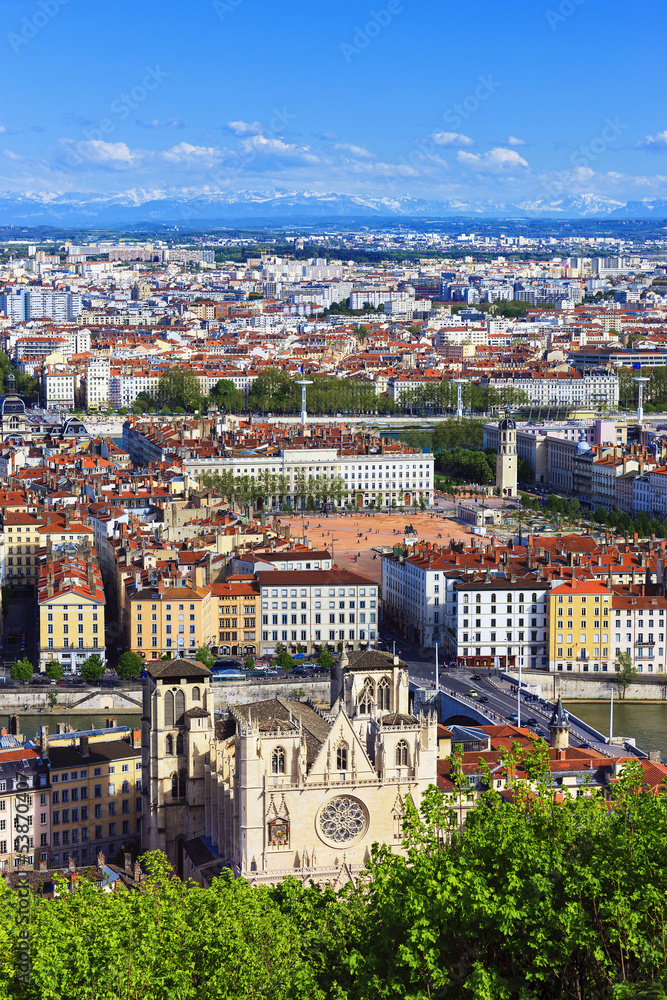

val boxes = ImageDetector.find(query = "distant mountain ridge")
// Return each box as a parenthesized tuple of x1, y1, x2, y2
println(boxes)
(1, 189, 667, 225)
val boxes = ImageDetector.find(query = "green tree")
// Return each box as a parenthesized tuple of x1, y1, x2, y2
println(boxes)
(157, 367, 205, 412)
(44, 659, 63, 681)
(275, 648, 294, 674)
(209, 378, 244, 412)
(195, 645, 216, 670)
(47, 690, 58, 709)
(614, 650, 638, 699)
(80, 653, 106, 683)
(117, 650, 143, 680)
(244, 654, 255, 671)
(317, 649, 333, 670)
(11, 657, 33, 683)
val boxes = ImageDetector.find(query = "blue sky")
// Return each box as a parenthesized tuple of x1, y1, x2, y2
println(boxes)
(1, 0, 666, 208)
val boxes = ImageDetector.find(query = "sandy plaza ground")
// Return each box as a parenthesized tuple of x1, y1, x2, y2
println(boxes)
(272, 509, 474, 584)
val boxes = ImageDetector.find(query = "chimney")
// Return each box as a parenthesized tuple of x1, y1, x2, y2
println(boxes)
(124, 852, 132, 875)
(80, 735, 90, 757)
(8, 714, 20, 736)
(68, 856, 76, 872)
(39, 725, 49, 759)
(97, 851, 105, 868)
(106, 717, 117, 729)
(133, 860, 141, 881)
(649, 750, 661, 763)
(39, 860, 47, 872)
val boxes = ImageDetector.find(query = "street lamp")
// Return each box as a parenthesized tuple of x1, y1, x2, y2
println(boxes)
(296, 379, 313, 428)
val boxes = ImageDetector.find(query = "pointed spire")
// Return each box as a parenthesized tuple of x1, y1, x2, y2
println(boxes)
(549, 695, 569, 729)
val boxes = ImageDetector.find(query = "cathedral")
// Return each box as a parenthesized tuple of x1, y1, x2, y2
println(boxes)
(141, 649, 437, 886)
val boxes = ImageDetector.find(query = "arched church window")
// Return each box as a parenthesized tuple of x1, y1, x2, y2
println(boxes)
(165, 735, 173, 756)
(178, 770, 187, 798)
(336, 743, 348, 771)
(176, 733, 184, 756)
(171, 773, 178, 799)
(175, 690, 185, 726)
(395, 740, 409, 767)
(164, 692, 174, 728)
(272, 747, 285, 774)
(192, 686, 200, 702)
(377, 677, 390, 711)
(358, 677, 374, 715)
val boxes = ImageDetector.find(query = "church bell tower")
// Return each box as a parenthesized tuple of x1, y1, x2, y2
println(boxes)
(496, 409, 517, 498)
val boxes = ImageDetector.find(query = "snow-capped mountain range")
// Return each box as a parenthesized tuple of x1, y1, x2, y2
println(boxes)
(1, 189, 666, 226)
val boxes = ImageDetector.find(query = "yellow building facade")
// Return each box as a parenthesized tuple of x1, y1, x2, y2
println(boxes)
(126, 581, 212, 659)
(37, 551, 106, 672)
(547, 579, 612, 673)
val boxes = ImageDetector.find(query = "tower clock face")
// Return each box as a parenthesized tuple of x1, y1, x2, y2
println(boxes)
(268, 818, 289, 845)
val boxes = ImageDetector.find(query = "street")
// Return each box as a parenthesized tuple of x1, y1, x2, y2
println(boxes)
(382, 628, 598, 749)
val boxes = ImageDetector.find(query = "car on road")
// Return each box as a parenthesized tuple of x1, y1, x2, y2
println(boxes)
(478, 695, 489, 703)
(259, 668, 278, 677)
(508, 712, 519, 721)
(292, 667, 308, 677)
(467, 688, 478, 698)
(471, 673, 482, 681)
(525, 716, 538, 726)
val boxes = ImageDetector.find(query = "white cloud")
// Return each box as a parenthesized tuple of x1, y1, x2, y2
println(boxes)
(225, 120, 263, 136)
(240, 135, 320, 163)
(457, 147, 529, 171)
(137, 119, 160, 130)
(161, 142, 221, 164)
(635, 130, 667, 151)
(2, 150, 21, 161)
(68, 140, 136, 167)
(427, 131, 474, 147)
(334, 142, 374, 158)
(0, 126, 7, 135)
(507, 135, 526, 146)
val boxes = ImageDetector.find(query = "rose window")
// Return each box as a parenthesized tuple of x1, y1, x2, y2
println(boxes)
(319, 796, 367, 843)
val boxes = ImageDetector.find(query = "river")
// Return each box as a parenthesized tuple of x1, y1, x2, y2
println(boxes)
(9, 712, 141, 743)
(564, 701, 667, 758)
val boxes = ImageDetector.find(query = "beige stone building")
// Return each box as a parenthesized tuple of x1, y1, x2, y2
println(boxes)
(142, 650, 438, 886)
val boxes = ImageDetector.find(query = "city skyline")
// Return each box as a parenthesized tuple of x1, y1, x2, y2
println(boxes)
(1, 0, 667, 220)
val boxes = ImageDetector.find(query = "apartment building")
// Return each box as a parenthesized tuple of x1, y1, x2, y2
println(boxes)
(48, 731, 141, 869)
(41, 367, 76, 410)
(125, 580, 212, 659)
(547, 580, 612, 673)
(451, 580, 550, 671)
(257, 569, 377, 655)
(0, 745, 50, 872)
(209, 576, 260, 657)
(123, 422, 435, 509)
(611, 588, 667, 674)
(37, 550, 106, 672)
(84, 357, 110, 411)
(482, 372, 619, 409)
